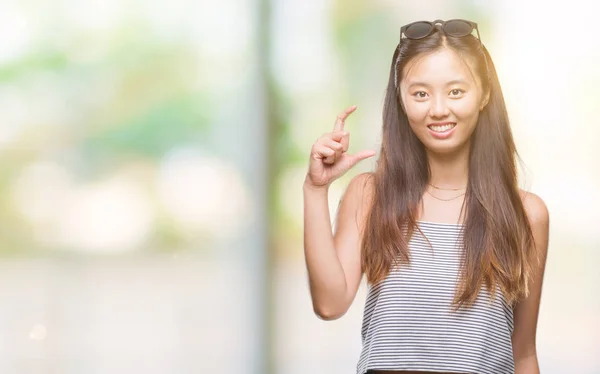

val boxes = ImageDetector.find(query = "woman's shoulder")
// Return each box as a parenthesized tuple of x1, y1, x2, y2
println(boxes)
(340, 172, 376, 214)
(345, 172, 375, 199)
(518, 188, 549, 227)
(348, 171, 375, 187)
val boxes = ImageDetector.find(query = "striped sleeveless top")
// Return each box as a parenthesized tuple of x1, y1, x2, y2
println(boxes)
(356, 221, 515, 374)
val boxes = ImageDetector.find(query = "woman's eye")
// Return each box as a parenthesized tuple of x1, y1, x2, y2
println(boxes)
(450, 89, 464, 96)
(414, 91, 428, 98)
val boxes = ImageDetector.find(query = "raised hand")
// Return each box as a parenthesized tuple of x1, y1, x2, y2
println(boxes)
(305, 105, 376, 189)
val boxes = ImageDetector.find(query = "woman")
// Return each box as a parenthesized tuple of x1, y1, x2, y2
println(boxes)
(303, 19, 549, 374)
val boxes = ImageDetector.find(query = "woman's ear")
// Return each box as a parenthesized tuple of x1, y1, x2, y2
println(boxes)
(480, 90, 490, 111)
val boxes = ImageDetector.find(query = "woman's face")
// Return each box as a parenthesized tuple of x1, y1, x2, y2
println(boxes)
(399, 47, 488, 155)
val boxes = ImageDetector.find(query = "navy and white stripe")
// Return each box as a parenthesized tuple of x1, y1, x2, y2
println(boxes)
(357, 221, 515, 374)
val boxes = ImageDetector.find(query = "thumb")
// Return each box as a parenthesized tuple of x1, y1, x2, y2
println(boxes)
(347, 149, 377, 166)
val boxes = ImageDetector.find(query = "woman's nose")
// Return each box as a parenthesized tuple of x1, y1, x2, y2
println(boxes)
(429, 96, 450, 118)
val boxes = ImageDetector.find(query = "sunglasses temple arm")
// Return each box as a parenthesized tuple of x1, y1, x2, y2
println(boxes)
(394, 40, 402, 89)
(394, 51, 399, 89)
(475, 30, 492, 84)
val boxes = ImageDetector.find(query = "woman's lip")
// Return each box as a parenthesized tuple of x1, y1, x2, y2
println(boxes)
(428, 123, 457, 139)
(428, 122, 455, 126)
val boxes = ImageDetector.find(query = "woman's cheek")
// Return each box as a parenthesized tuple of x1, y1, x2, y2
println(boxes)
(453, 97, 480, 118)
(405, 101, 429, 122)
(406, 113, 426, 132)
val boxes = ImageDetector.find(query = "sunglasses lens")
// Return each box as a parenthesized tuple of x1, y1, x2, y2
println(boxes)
(404, 22, 433, 39)
(444, 20, 473, 37)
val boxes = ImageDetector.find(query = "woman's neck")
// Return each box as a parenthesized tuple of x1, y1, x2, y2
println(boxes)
(426, 147, 469, 189)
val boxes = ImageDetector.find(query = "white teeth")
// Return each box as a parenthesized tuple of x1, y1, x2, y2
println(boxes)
(429, 124, 455, 132)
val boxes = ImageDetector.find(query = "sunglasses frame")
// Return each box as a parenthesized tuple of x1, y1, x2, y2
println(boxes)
(400, 19, 482, 46)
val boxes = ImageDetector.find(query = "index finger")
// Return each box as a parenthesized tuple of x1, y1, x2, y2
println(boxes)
(333, 105, 357, 132)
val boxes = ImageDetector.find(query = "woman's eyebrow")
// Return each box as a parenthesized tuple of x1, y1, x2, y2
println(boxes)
(446, 79, 469, 86)
(406, 81, 430, 89)
(406, 79, 469, 89)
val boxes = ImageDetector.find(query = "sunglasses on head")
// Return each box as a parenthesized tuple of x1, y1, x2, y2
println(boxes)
(394, 19, 488, 90)
(400, 19, 482, 45)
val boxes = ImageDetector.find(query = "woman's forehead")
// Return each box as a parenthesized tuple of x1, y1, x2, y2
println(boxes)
(401, 48, 479, 87)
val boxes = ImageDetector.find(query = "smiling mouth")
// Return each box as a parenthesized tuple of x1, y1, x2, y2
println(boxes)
(427, 123, 456, 133)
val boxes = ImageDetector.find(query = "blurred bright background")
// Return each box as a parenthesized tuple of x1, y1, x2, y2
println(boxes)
(0, 0, 598, 373)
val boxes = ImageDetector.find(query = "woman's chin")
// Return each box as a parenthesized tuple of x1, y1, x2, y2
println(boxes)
(423, 139, 470, 156)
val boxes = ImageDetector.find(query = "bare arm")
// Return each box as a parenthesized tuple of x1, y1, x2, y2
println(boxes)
(512, 190, 550, 373)
(302, 105, 376, 320)
(303, 172, 374, 320)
